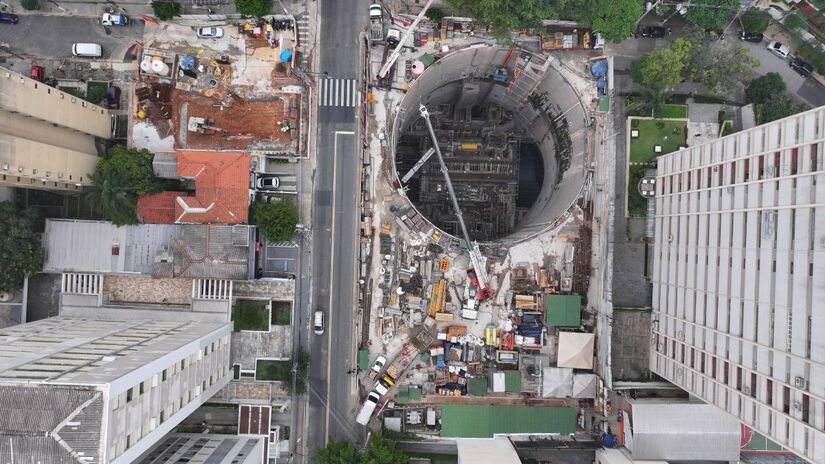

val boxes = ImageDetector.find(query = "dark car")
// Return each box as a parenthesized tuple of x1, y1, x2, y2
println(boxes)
(106, 85, 121, 110)
(790, 57, 814, 77)
(29, 65, 45, 82)
(0, 13, 19, 24)
(740, 32, 764, 42)
(636, 26, 669, 38)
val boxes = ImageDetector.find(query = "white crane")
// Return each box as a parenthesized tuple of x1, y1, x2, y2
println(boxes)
(377, 0, 435, 80)
(418, 104, 491, 310)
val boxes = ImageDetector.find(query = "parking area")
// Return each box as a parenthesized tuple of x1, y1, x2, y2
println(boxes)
(260, 239, 298, 277)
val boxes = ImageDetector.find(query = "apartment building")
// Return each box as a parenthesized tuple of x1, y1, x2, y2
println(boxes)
(0, 66, 111, 191)
(651, 106, 825, 462)
(0, 316, 232, 463)
(137, 434, 265, 464)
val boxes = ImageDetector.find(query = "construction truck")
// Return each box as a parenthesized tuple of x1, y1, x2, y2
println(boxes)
(380, 344, 419, 385)
(369, 4, 384, 42)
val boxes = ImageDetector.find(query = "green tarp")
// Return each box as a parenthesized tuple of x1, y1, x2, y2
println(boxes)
(441, 405, 576, 438)
(545, 294, 582, 327)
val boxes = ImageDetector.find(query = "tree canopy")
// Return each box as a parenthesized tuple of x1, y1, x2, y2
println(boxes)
(684, 31, 758, 93)
(569, 0, 642, 42)
(445, 0, 561, 38)
(684, 0, 739, 32)
(89, 146, 160, 226)
(151, 0, 182, 20)
(0, 202, 44, 293)
(746, 72, 787, 104)
(313, 435, 408, 464)
(758, 93, 807, 124)
(251, 199, 299, 242)
(630, 38, 692, 89)
(234, 0, 272, 17)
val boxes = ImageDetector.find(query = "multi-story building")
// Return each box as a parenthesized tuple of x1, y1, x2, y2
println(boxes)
(650, 106, 825, 462)
(136, 434, 265, 464)
(0, 66, 111, 191)
(0, 316, 232, 463)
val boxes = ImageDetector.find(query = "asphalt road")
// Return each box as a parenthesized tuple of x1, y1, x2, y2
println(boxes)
(301, 0, 370, 460)
(0, 16, 144, 59)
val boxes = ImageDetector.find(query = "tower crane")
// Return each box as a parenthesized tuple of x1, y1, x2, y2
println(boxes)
(418, 104, 492, 318)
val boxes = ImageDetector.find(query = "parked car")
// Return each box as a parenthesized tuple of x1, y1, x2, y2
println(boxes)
(197, 27, 224, 39)
(29, 65, 45, 82)
(592, 32, 605, 49)
(374, 377, 391, 396)
(106, 85, 121, 110)
(0, 12, 19, 24)
(790, 57, 814, 77)
(767, 41, 790, 58)
(43, 77, 58, 87)
(256, 175, 280, 190)
(636, 26, 669, 38)
(355, 391, 381, 426)
(740, 32, 764, 42)
(371, 355, 387, 374)
(313, 310, 325, 335)
(72, 43, 102, 58)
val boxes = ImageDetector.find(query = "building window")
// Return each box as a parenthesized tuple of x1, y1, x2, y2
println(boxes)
(181, 359, 186, 370)
(160, 410, 165, 423)
(162, 369, 167, 381)
(126, 435, 131, 450)
(139, 381, 144, 395)
(126, 388, 133, 403)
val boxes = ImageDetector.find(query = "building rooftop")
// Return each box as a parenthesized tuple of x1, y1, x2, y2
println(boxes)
(43, 219, 255, 280)
(440, 405, 575, 438)
(137, 433, 265, 464)
(137, 150, 250, 225)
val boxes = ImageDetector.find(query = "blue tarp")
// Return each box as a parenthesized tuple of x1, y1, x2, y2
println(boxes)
(279, 49, 292, 62)
(602, 433, 616, 448)
(179, 55, 198, 71)
(590, 60, 608, 77)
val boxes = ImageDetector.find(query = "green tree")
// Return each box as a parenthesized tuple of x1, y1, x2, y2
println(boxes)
(89, 146, 160, 226)
(425, 8, 445, 22)
(361, 435, 409, 464)
(250, 200, 299, 241)
(0, 202, 44, 293)
(445, 0, 561, 38)
(313, 439, 359, 464)
(20, 0, 39, 10)
(234, 0, 272, 17)
(685, 34, 758, 93)
(151, 0, 182, 20)
(569, 0, 642, 42)
(636, 84, 668, 118)
(758, 94, 807, 124)
(684, 0, 739, 32)
(630, 38, 692, 89)
(740, 10, 771, 33)
(746, 72, 786, 104)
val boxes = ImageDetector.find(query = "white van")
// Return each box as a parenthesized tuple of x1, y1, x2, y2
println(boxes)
(72, 43, 102, 58)
(355, 391, 381, 426)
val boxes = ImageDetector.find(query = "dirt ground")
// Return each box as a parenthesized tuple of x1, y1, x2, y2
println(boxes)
(171, 90, 300, 151)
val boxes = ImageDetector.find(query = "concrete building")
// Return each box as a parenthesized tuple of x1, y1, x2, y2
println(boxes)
(651, 106, 825, 462)
(137, 434, 265, 464)
(0, 66, 111, 191)
(0, 316, 232, 463)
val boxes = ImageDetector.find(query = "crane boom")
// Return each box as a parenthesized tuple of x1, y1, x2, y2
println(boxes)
(377, 0, 434, 79)
(418, 104, 490, 292)
(401, 147, 435, 184)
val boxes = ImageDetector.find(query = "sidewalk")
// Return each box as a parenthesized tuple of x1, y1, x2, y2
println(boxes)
(1, 0, 306, 18)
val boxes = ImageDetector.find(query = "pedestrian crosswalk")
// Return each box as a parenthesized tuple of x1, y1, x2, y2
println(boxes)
(319, 78, 359, 107)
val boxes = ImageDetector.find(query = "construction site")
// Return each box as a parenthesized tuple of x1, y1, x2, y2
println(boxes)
(356, 3, 607, 440)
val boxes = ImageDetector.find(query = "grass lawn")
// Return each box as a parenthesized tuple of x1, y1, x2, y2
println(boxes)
(661, 104, 687, 119)
(233, 299, 270, 332)
(256, 359, 292, 381)
(271, 301, 291, 325)
(629, 118, 687, 163)
(58, 86, 84, 99)
(86, 80, 109, 106)
(627, 165, 649, 216)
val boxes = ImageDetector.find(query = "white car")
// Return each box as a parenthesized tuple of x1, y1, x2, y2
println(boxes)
(374, 379, 390, 396)
(767, 41, 789, 58)
(371, 355, 387, 374)
(198, 27, 224, 39)
(256, 175, 280, 190)
(313, 310, 324, 335)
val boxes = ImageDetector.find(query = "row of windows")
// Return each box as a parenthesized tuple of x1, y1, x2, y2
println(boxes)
(4, 70, 108, 114)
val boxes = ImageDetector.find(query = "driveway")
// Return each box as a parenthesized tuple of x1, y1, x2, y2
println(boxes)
(0, 16, 144, 60)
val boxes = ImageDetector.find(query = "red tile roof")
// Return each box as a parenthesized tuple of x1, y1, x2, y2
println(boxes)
(136, 191, 180, 224)
(137, 150, 250, 224)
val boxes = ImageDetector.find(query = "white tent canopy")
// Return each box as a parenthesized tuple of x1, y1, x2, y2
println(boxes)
(557, 332, 595, 369)
(456, 438, 521, 464)
(628, 402, 741, 461)
(572, 373, 598, 398)
(541, 367, 573, 397)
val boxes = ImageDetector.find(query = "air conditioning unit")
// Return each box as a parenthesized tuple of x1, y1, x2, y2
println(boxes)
(794, 401, 801, 411)
(794, 376, 806, 388)
(743, 386, 751, 395)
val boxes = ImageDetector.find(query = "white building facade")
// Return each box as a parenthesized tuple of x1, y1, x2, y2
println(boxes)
(0, 316, 232, 463)
(651, 106, 825, 462)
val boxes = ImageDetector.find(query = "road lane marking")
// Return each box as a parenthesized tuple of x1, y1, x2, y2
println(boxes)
(325, 130, 355, 446)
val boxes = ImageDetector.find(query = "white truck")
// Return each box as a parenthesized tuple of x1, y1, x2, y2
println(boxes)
(355, 390, 381, 426)
(369, 4, 384, 42)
